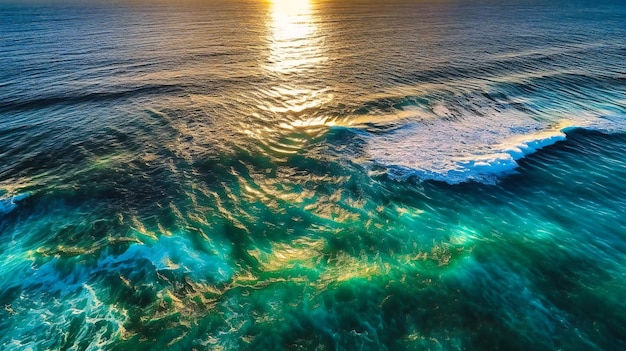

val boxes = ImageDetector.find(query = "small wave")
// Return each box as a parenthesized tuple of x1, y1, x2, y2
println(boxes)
(97, 234, 233, 284)
(0, 193, 29, 215)
(377, 128, 568, 185)
(366, 119, 626, 185)
(351, 96, 626, 184)
(0, 84, 183, 113)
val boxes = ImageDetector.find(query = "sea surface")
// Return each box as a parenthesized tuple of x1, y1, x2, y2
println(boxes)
(1, 0, 626, 350)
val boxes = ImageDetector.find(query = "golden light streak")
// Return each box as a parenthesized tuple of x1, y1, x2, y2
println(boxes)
(266, 0, 324, 74)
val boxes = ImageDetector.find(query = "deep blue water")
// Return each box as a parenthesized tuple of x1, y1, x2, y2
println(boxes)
(1, 0, 626, 350)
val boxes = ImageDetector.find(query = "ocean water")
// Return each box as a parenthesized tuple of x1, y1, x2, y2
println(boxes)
(1, 0, 626, 349)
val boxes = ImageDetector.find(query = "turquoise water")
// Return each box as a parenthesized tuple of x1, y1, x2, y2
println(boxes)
(1, 0, 626, 350)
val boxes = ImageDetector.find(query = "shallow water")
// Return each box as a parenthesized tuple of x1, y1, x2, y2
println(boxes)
(1, 0, 626, 350)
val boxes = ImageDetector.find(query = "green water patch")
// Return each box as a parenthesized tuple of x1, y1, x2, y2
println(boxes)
(2, 127, 626, 350)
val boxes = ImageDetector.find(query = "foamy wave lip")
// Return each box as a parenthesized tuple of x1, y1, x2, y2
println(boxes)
(0, 193, 30, 215)
(372, 129, 568, 184)
(353, 99, 581, 185)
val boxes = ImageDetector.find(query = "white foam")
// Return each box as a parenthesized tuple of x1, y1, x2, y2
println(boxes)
(356, 101, 576, 184)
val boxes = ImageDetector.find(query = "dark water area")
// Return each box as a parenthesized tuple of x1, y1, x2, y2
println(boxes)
(1, 0, 625, 350)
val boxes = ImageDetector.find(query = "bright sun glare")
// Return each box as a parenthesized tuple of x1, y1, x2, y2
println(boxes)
(269, 0, 315, 43)
(267, 0, 325, 76)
